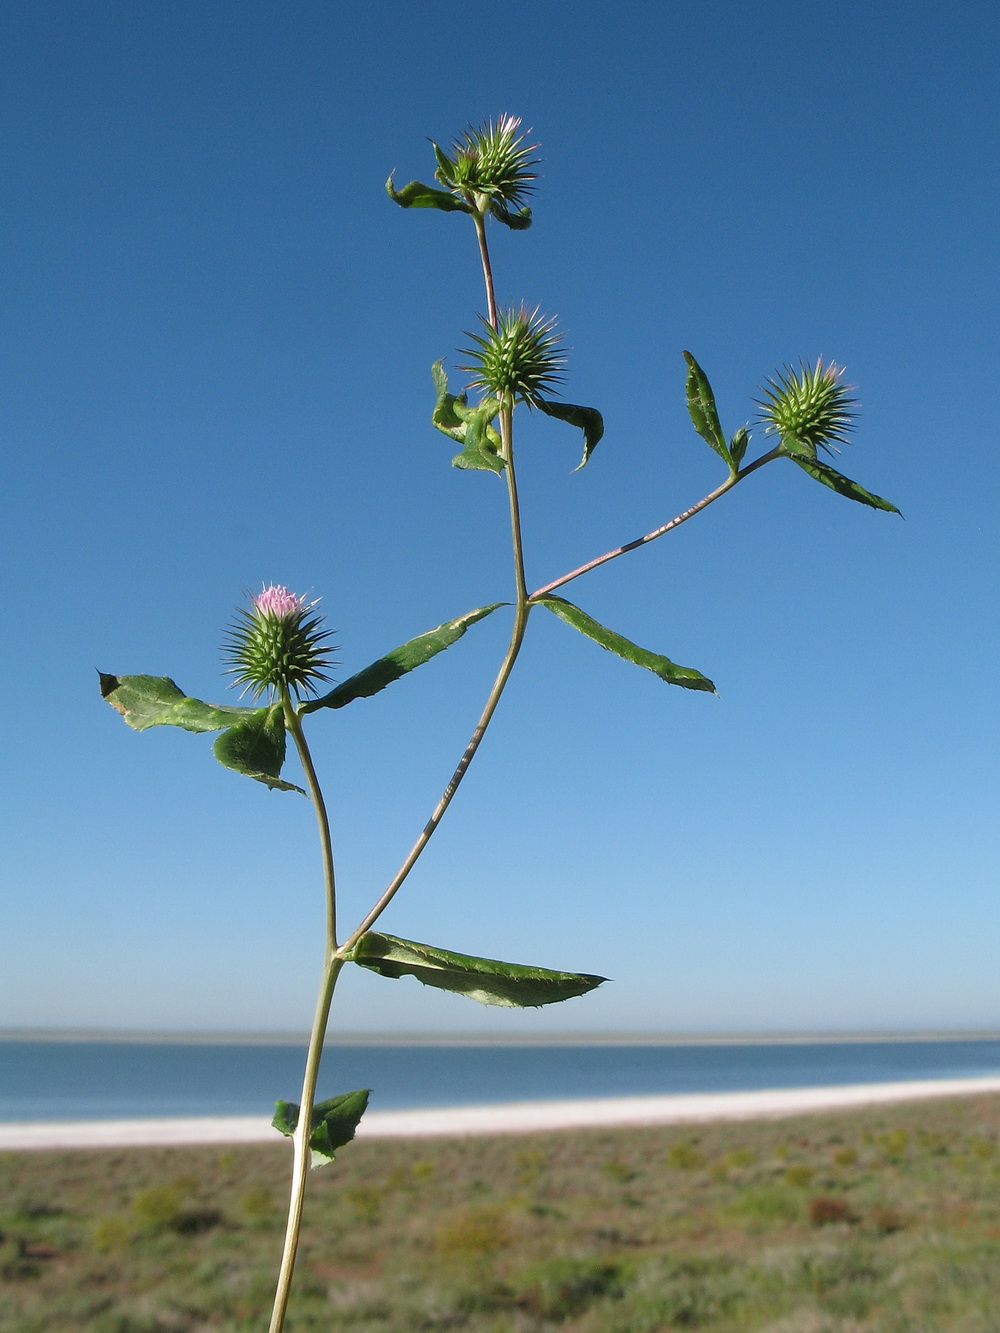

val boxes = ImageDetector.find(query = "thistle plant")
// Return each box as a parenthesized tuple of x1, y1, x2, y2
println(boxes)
(102, 116, 899, 1332)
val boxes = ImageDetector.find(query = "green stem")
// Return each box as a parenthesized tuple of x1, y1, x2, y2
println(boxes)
(529, 448, 782, 601)
(342, 411, 530, 953)
(340, 212, 531, 953)
(286, 702, 337, 955)
(473, 211, 498, 329)
(267, 955, 343, 1333)
(268, 702, 341, 1333)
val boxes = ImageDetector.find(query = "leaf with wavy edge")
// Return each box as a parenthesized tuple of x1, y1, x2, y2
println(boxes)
(347, 931, 606, 1008)
(535, 397, 605, 469)
(272, 1089, 370, 1167)
(790, 457, 901, 514)
(534, 597, 716, 693)
(301, 604, 505, 713)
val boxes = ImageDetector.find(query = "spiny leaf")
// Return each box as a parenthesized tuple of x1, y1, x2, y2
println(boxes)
(790, 457, 901, 514)
(385, 175, 474, 214)
(100, 673, 255, 732)
(347, 932, 606, 1008)
(301, 605, 506, 713)
(212, 705, 305, 794)
(535, 596, 717, 693)
(683, 351, 732, 467)
(535, 397, 605, 469)
(272, 1089, 370, 1168)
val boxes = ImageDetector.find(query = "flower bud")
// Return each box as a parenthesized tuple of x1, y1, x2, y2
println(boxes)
(435, 114, 539, 214)
(459, 305, 565, 409)
(757, 359, 858, 459)
(224, 585, 335, 702)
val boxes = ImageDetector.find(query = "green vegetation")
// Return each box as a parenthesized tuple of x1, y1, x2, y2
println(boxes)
(3, 1093, 1000, 1331)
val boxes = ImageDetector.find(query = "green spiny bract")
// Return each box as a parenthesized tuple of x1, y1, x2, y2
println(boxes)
(757, 359, 858, 460)
(459, 306, 565, 409)
(434, 114, 538, 217)
(224, 585, 335, 702)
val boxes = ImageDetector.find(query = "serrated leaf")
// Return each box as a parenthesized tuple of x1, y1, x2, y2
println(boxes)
(212, 705, 305, 794)
(535, 596, 716, 693)
(100, 673, 255, 732)
(683, 351, 732, 467)
(730, 425, 751, 468)
(489, 199, 532, 230)
(301, 604, 505, 714)
(790, 457, 901, 514)
(272, 1089, 370, 1167)
(347, 932, 606, 1008)
(385, 174, 473, 214)
(535, 397, 605, 469)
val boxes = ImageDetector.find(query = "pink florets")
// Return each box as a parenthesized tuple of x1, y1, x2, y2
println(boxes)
(254, 584, 303, 619)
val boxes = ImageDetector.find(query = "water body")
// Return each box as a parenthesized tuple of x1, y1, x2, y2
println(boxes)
(4, 1039, 1000, 1123)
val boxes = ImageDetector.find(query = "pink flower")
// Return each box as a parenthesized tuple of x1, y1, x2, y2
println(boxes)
(254, 584, 304, 619)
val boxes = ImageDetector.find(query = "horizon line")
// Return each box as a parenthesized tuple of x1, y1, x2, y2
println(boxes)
(5, 1026, 1000, 1047)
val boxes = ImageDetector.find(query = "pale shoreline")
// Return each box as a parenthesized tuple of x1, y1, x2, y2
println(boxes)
(4, 1076, 1000, 1151)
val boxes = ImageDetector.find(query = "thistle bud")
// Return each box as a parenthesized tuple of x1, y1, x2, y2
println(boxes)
(757, 359, 858, 459)
(459, 305, 565, 409)
(435, 114, 539, 215)
(224, 585, 335, 702)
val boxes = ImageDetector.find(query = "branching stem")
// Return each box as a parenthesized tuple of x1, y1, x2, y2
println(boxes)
(530, 448, 783, 600)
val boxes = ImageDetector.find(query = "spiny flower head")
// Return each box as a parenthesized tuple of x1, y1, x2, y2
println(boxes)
(224, 585, 335, 702)
(757, 358, 858, 459)
(459, 305, 565, 408)
(435, 114, 539, 213)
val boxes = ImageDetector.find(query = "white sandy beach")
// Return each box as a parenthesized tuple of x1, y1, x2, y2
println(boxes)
(4, 1076, 1000, 1151)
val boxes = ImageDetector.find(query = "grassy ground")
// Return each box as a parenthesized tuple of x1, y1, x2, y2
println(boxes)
(4, 1094, 1000, 1331)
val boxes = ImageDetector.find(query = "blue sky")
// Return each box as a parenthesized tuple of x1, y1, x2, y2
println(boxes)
(3, 0, 998, 1035)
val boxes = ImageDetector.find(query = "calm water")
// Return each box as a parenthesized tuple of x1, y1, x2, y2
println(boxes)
(3, 1040, 1000, 1123)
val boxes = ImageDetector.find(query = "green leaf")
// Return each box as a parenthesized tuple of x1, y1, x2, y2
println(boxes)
(301, 604, 505, 713)
(790, 457, 901, 514)
(431, 140, 456, 183)
(535, 596, 717, 693)
(347, 932, 606, 1008)
(431, 360, 468, 440)
(272, 1089, 370, 1168)
(489, 198, 532, 230)
(385, 174, 473, 214)
(535, 397, 605, 470)
(778, 434, 817, 462)
(683, 352, 732, 467)
(729, 425, 751, 468)
(212, 705, 305, 794)
(100, 673, 255, 732)
(431, 362, 503, 472)
(452, 402, 504, 473)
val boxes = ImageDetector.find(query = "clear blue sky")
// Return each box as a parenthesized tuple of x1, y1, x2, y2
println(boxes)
(3, 0, 998, 1035)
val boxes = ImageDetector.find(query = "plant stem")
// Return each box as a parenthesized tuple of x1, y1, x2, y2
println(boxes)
(474, 212, 498, 329)
(529, 448, 783, 600)
(268, 701, 341, 1333)
(341, 426, 530, 953)
(286, 703, 338, 955)
(267, 955, 343, 1333)
(340, 214, 532, 952)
